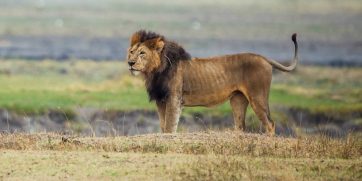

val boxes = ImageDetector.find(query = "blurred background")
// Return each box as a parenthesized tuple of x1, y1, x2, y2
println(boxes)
(0, 0, 361, 137)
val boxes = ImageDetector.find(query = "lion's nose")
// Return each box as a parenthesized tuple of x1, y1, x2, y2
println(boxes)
(128, 61, 136, 66)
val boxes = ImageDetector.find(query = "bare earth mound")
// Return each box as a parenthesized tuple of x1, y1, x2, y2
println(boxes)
(0, 131, 361, 180)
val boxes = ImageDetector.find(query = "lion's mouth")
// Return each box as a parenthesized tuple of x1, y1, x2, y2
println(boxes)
(129, 67, 141, 75)
(129, 66, 140, 71)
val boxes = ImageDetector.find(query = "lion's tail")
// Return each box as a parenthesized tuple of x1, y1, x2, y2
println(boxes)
(266, 33, 298, 72)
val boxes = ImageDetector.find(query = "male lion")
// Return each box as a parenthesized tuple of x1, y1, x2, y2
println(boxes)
(127, 30, 298, 135)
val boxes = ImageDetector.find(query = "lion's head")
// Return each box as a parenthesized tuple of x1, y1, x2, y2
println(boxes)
(127, 31, 165, 75)
(127, 30, 192, 102)
(127, 30, 191, 76)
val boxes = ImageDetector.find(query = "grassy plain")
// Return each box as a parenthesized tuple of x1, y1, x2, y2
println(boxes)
(0, 132, 361, 180)
(0, 59, 361, 117)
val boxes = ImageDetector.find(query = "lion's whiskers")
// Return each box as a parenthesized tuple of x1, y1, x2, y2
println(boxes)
(164, 55, 172, 67)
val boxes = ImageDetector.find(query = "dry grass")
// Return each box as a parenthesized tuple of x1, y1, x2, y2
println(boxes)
(1, 151, 360, 181)
(0, 131, 361, 180)
(1, 150, 360, 180)
(1, 132, 361, 158)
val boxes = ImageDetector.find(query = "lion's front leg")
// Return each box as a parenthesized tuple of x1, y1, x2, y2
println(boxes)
(164, 96, 182, 133)
(156, 101, 166, 133)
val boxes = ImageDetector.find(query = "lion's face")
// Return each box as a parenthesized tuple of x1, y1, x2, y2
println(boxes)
(127, 38, 164, 75)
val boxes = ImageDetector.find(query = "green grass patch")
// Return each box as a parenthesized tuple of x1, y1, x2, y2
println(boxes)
(0, 60, 361, 116)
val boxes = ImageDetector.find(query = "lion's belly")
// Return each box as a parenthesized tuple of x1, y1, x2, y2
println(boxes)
(182, 88, 235, 107)
(180, 56, 246, 107)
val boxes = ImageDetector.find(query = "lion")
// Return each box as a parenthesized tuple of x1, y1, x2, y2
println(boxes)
(127, 30, 298, 135)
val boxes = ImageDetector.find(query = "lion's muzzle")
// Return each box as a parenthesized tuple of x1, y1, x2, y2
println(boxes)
(128, 61, 136, 67)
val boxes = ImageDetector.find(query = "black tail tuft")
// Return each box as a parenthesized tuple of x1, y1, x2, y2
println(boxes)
(291, 33, 297, 42)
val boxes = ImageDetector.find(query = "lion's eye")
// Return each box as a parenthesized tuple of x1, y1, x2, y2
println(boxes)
(130, 50, 134, 54)
(139, 51, 145, 55)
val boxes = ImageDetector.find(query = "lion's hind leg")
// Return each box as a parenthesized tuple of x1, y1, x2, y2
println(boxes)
(230, 92, 249, 131)
(249, 96, 275, 135)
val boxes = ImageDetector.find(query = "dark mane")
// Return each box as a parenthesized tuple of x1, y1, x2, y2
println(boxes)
(132, 30, 191, 102)
(130, 30, 165, 46)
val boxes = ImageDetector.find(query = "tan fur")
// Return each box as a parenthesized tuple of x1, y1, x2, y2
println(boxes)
(127, 31, 298, 135)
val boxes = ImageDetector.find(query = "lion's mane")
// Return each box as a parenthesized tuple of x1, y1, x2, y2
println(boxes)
(131, 30, 192, 102)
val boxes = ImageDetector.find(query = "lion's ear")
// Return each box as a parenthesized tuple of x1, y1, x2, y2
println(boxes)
(130, 33, 141, 46)
(155, 38, 164, 54)
(144, 38, 164, 53)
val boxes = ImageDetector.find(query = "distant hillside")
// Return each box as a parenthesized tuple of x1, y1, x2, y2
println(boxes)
(0, 0, 361, 64)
